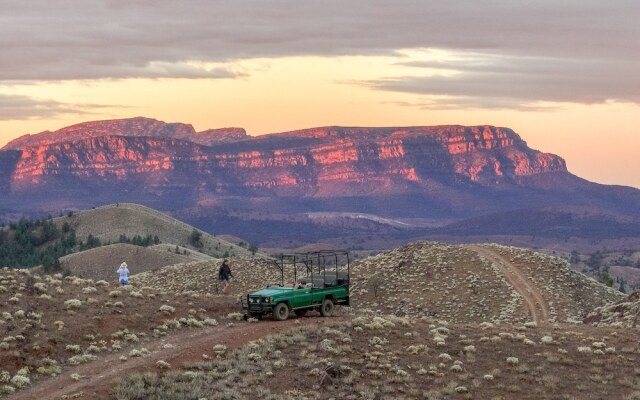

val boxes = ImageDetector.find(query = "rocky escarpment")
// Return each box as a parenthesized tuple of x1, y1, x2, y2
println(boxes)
(2, 122, 567, 197)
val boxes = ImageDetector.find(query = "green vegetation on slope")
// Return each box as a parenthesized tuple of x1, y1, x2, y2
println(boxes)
(0, 218, 76, 268)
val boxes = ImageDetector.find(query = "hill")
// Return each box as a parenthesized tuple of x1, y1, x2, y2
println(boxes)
(130, 256, 283, 297)
(351, 242, 622, 324)
(56, 203, 250, 259)
(59, 243, 203, 282)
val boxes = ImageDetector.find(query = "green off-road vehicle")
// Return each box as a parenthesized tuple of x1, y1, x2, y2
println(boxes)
(242, 250, 350, 321)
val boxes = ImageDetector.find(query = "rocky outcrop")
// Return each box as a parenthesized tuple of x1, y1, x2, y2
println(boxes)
(3, 117, 247, 150)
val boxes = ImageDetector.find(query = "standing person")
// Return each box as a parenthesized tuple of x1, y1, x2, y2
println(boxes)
(117, 262, 129, 286)
(218, 259, 233, 293)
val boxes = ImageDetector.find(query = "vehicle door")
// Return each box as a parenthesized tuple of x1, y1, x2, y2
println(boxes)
(290, 286, 313, 309)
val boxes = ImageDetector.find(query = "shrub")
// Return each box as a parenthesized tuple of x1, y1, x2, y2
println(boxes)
(159, 305, 176, 314)
(64, 299, 82, 309)
(0, 385, 15, 395)
(541, 336, 554, 344)
(506, 357, 519, 365)
(10, 375, 30, 388)
(68, 354, 97, 365)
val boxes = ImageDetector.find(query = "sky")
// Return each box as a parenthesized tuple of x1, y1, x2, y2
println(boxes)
(0, 1, 639, 188)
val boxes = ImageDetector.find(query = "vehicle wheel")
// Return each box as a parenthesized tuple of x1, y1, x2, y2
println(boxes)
(294, 309, 307, 317)
(273, 302, 289, 321)
(320, 298, 334, 317)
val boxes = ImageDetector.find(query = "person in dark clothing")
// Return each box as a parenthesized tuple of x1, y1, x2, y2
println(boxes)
(218, 259, 233, 293)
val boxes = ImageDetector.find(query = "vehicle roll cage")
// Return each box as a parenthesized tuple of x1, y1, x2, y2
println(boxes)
(273, 250, 350, 289)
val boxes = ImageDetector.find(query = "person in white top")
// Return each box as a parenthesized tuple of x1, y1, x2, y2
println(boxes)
(117, 262, 129, 285)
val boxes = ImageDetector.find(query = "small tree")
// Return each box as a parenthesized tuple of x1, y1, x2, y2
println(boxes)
(367, 275, 384, 298)
(619, 277, 626, 293)
(599, 271, 614, 287)
(248, 243, 258, 255)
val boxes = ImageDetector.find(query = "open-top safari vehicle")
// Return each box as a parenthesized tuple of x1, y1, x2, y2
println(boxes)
(242, 250, 350, 321)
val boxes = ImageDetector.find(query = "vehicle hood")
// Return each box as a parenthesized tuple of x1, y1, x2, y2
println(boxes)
(250, 287, 293, 297)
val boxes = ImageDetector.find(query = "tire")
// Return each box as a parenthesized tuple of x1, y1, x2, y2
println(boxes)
(294, 309, 307, 317)
(320, 298, 334, 317)
(273, 302, 289, 321)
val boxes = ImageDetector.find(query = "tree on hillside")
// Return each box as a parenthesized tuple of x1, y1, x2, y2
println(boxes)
(618, 277, 626, 293)
(189, 229, 203, 248)
(598, 271, 614, 287)
(248, 243, 258, 255)
(586, 251, 604, 269)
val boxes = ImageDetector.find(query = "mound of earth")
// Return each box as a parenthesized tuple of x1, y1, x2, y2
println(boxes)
(351, 242, 622, 323)
(584, 291, 640, 327)
(60, 243, 198, 281)
(131, 256, 285, 297)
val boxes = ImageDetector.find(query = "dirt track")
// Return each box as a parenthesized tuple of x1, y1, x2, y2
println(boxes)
(467, 245, 550, 323)
(8, 316, 338, 400)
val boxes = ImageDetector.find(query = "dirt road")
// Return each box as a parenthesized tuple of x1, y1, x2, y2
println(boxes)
(468, 245, 550, 323)
(8, 316, 337, 400)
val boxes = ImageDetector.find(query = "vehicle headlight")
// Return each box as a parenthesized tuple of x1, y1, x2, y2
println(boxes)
(264, 297, 273, 303)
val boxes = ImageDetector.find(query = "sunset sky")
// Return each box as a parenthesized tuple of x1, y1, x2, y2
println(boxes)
(1, 1, 639, 187)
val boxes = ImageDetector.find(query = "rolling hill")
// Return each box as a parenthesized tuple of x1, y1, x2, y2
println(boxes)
(54, 203, 250, 259)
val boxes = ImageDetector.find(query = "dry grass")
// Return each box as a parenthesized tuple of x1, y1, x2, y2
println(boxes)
(585, 291, 640, 327)
(0, 267, 237, 396)
(115, 313, 640, 400)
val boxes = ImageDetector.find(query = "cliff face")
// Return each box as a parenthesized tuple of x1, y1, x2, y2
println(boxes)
(2, 121, 567, 198)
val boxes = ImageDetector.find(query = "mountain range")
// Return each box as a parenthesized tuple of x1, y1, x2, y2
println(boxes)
(1, 117, 639, 247)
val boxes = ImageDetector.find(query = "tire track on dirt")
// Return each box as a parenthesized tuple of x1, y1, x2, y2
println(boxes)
(8, 316, 339, 400)
(467, 245, 550, 324)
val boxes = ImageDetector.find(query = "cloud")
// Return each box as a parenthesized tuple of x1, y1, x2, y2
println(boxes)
(364, 52, 640, 107)
(0, 94, 125, 120)
(1, 1, 639, 106)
